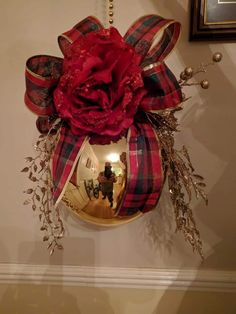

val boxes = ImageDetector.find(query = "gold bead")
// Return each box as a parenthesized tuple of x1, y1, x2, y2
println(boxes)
(109, 19, 114, 24)
(184, 66, 193, 77)
(109, 0, 113, 2)
(200, 79, 209, 89)
(109, 11, 113, 16)
(212, 52, 223, 63)
(109, 3, 113, 9)
(180, 71, 187, 80)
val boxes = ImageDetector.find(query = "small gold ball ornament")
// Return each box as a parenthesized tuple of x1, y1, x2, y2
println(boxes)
(200, 79, 209, 89)
(109, 18, 114, 24)
(109, 11, 113, 16)
(180, 71, 187, 80)
(184, 67, 194, 77)
(212, 52, 222, 63)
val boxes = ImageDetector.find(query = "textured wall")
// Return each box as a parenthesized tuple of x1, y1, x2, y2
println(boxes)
(0, 0, 235, 271)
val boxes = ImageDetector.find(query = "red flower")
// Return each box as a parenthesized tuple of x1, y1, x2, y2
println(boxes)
(53, 27, 145, 144)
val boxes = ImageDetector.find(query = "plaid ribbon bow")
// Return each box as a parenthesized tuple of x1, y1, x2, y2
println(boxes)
(24, 15, 182, 216)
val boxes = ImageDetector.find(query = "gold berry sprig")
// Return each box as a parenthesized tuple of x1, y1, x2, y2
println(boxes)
(179, 52, 223, 93)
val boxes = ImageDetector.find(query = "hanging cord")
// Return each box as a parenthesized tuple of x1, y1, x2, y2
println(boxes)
(108, 0, 114, 26)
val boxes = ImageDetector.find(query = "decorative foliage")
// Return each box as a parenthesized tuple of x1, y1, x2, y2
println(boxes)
(22, 15, 222, 258)
(143, 52, 222, 257)
(146, 110, 207, 258)
(22, 119, 64, 255)
(179, 52, 223, 91)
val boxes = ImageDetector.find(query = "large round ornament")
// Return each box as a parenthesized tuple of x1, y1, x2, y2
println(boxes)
(63, 130, 165, 226)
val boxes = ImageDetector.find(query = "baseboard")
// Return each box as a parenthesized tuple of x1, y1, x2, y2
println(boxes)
(0, 263, 235, 292)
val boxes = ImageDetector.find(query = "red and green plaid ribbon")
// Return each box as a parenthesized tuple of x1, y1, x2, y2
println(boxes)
(117, 123, 164, 216)
(24, 15, 182, 212)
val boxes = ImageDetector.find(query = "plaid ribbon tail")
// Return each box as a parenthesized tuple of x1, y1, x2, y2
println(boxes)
(117, 123, 164, 216)
(52, 126, 87, 206)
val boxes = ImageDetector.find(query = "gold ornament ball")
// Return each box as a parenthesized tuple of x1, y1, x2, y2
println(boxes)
(109, 11, 114, 16)
(200, 79, 209, 89)
(184, 67, 193, 77)
(212, 52, 222, 63)
(109, 3, 113, 9)
(109, 18, 114, 24)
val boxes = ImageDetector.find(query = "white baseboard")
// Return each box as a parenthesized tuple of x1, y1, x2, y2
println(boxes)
(0, 263, 235, 292)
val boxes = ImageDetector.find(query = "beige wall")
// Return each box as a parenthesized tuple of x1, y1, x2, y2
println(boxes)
(0, 0, 235, 272)
(0, 284, 235, 314)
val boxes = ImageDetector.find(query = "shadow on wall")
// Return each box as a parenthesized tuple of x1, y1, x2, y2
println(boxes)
(138, 1, 236, 311)
(0, 283, 116, 314)
(149, 0, 236, 269)
(0, 238, 114, 313)
(153, 285, 236, 314)
(139, 189, 176, 257)
(0, 283, 81, 314)
(152, 253, 236, 314)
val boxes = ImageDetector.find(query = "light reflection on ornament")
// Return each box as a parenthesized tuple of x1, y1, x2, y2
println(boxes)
(107, 153, 120, 162)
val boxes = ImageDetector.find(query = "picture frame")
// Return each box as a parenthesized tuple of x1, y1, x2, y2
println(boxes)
(190, 0, 236, 41)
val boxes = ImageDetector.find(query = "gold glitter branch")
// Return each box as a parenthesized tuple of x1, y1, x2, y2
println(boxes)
(22, 119, 65, 255)
(179, 52, 223, 90)
(146, 110, 207, 258)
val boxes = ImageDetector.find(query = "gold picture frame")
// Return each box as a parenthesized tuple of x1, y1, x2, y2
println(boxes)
(190, 0, 236, 40)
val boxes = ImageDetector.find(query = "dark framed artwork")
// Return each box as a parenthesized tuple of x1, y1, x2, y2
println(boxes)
(190, 0, 236, 40)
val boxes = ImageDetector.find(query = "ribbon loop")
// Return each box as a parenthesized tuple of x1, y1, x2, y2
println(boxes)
(124, 15, 180, 64)
(124, 15, 182, 112)
(58, 16, 104, 55)
(141, 21, 181, 67)
(124, 15, 170, 59)
(25, 55, 63, 116)
(140, 63, 182, 111)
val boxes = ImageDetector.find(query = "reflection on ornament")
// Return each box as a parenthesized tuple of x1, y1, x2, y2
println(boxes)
(107, 153, 120, 163)
(64, 138, 131, 221)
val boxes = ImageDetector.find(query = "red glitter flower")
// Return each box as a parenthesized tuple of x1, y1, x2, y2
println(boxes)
(53, 27, 146, 144)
